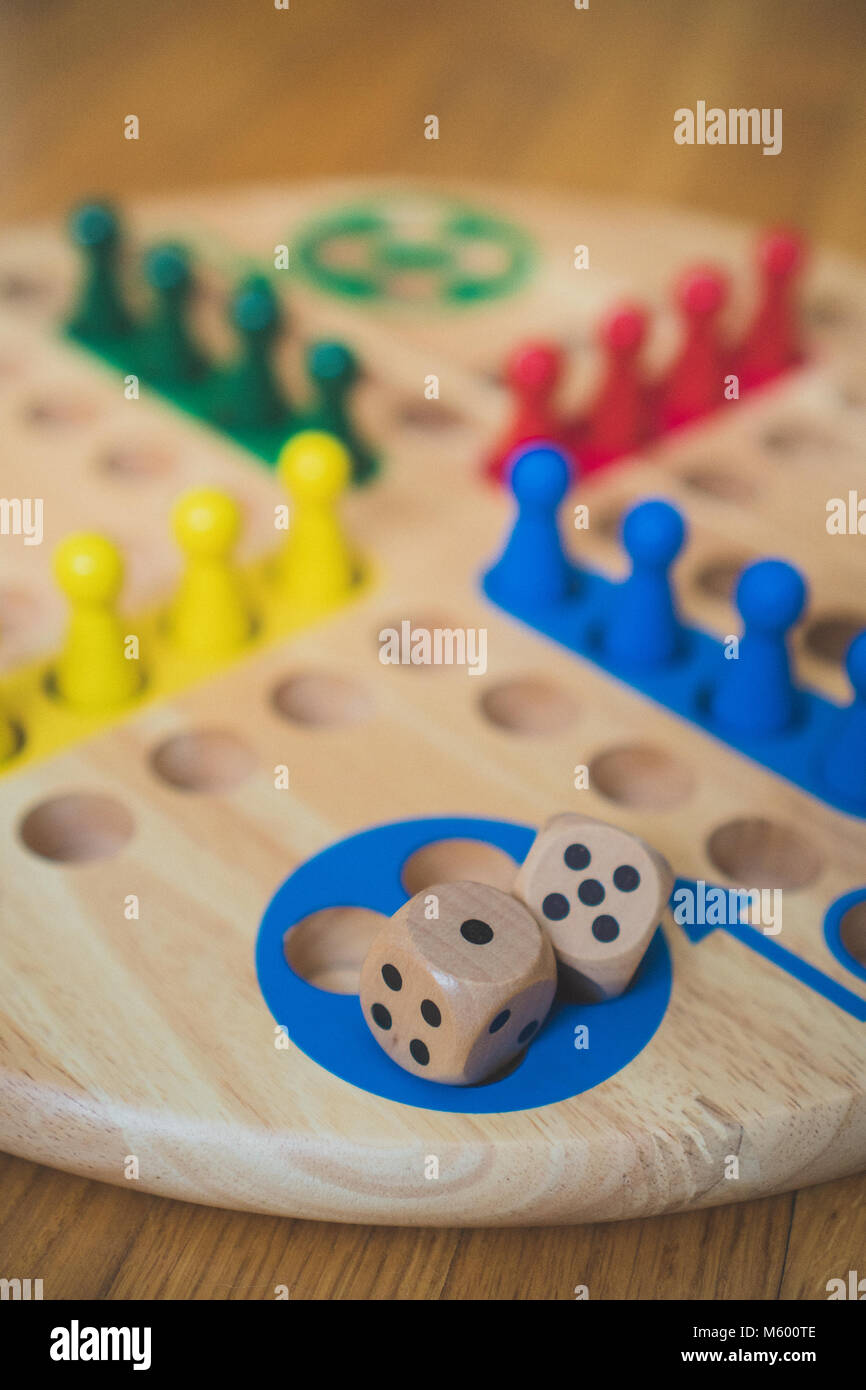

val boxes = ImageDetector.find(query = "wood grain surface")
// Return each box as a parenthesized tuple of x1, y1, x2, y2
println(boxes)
(2, 0, 866, 1299)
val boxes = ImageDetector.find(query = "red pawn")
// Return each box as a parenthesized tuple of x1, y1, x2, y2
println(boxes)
(574, 304, 651, 473)
(485, 342, 571, 484)
(738, 228, 805, 390)
(660, 267, 729, 432)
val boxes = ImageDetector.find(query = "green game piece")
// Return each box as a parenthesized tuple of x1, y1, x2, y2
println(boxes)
(67, 202, 132, 340)
(305, 341, 377, 484)
(219, 275, 293, 431)
(143, 244, 208, 384)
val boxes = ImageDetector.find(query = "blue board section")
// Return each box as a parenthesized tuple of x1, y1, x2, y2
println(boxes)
(824, 888, 866, 989)
(481, 450, 864, 813)
(480, 561, 866, 817)
(674, 879, 866, 1022)
(255, 818, 865, 1118)
(255, 817, 672, 1114)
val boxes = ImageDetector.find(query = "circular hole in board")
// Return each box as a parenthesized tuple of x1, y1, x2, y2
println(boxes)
(761, 421, 834, 459)
(804, 294, 858, 331)
(478, 676, 578, 735)
(271, 672, 372, 727)
(398, 399, 465, 431)
(594, 504, 625, 543)
(803, 612, 865, 666)
(706, 816, 822, 890)
(680, 464, 755, 503)
(401, 838, 519, 896)
(149, 729, 255, 793)
(25, 396, 98, 429)
(100, 442, 175, 481)
(19, 791, 134, 862)
(283, 905, 388, 993)
(590, 743, 695, 810)
(0, 270, 51, 306)
(693, 554, 751, 602)
(839, 901, 866, 969)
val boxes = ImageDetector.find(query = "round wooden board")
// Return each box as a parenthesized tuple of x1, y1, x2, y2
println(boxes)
(0, 180, 865, 1225)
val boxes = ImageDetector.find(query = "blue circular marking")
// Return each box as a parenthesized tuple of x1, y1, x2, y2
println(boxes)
(824, 887, 866, 983)
(255, 816, 673, 1114)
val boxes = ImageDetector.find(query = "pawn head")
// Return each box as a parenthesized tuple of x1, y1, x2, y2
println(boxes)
(676, 266, 728, 317)
(505, 342, 562, 395)
(507, 443, 572, 507)
(845, 629, 866, 698)
(145, 244, 192, 293)
(308, 340, 357, 386)
(54, 533, 124, 604)
(172, 488, 241, 559)
(622, 499, 686, 567)
(736, 558, 807, 631)
(278, 429, 350, 502)
(232, 276, 280, 334)
(759, 228, 804, 279)
(600, 305, 648, 353)
(69, 202, 120, 249)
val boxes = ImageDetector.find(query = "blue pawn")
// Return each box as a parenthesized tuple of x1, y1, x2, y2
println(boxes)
(710, 558, 807, 737)
(484, 444, 573, 609)
(820, 631, 866, 807)
(603, 499, 686, 668)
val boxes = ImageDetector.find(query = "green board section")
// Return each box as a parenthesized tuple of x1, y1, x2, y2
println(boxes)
(62, 191, 537, 480)
(291, 195, 535, 307)
(65, 312, 297, 471)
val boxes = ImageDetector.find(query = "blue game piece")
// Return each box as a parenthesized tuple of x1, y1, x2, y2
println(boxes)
(710, 558, 807, 737)
(819, 631, 866, 807)
(484, 443, 573, 609)
(603, 499, 686, 668)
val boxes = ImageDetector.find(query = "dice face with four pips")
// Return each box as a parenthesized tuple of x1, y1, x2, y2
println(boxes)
(513, 812, 674, 1002)
(360, 881, 557, 1086)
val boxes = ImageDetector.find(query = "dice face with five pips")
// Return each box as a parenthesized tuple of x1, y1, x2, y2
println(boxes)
(360, 881, 557, 1086)
(513, 812, 674, 1002)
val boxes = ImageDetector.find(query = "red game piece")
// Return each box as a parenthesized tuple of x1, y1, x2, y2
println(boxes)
(574, 304, 651, 472)
(485, 341, 572, 484)
(660, 267, 729, 432)
(738, 227, 805, 389)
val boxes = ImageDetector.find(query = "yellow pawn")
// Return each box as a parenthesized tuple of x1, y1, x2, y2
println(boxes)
(53, 534, 141, 712)
(168, 488, 252, 658)
(0, 701, 18, 762)
(274, 430, 355, 612)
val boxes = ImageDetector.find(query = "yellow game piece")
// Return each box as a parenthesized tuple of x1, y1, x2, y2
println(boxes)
(168, 488, 253, 658)
(274, 430, 355, 611)
(53, 533, 141, 712)
(0, 703, 18, 763)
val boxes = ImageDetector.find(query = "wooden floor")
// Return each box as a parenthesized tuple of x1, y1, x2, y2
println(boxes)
(2, 0, 866, 1299)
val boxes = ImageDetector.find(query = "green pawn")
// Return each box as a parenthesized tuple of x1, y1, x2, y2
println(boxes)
(305, 341, 378, 485)
(221, 276, 292, 430)
(143, 244, 208, 384)
(67, 202, 132, 341)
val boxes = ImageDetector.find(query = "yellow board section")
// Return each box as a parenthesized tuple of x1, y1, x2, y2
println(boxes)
(0, 432, 370, 778)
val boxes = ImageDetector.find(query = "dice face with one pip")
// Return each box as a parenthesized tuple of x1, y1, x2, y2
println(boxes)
(360, 880, 557, 1085)
(514, 813, 673, 1001)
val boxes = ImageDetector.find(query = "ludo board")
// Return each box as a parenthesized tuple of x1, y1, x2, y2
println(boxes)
(0, 179, 865, 1225)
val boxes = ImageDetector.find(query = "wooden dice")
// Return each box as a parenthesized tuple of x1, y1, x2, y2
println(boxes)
(514, 812, 673, 1001)
(360, 880, 557, 1085)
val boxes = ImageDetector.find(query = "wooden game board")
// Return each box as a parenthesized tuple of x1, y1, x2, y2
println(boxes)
(1, 179, 866, 1226)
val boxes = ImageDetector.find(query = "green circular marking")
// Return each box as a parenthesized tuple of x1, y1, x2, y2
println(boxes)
(376, 241, 453, 272)
(292, 195, 535, 308)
